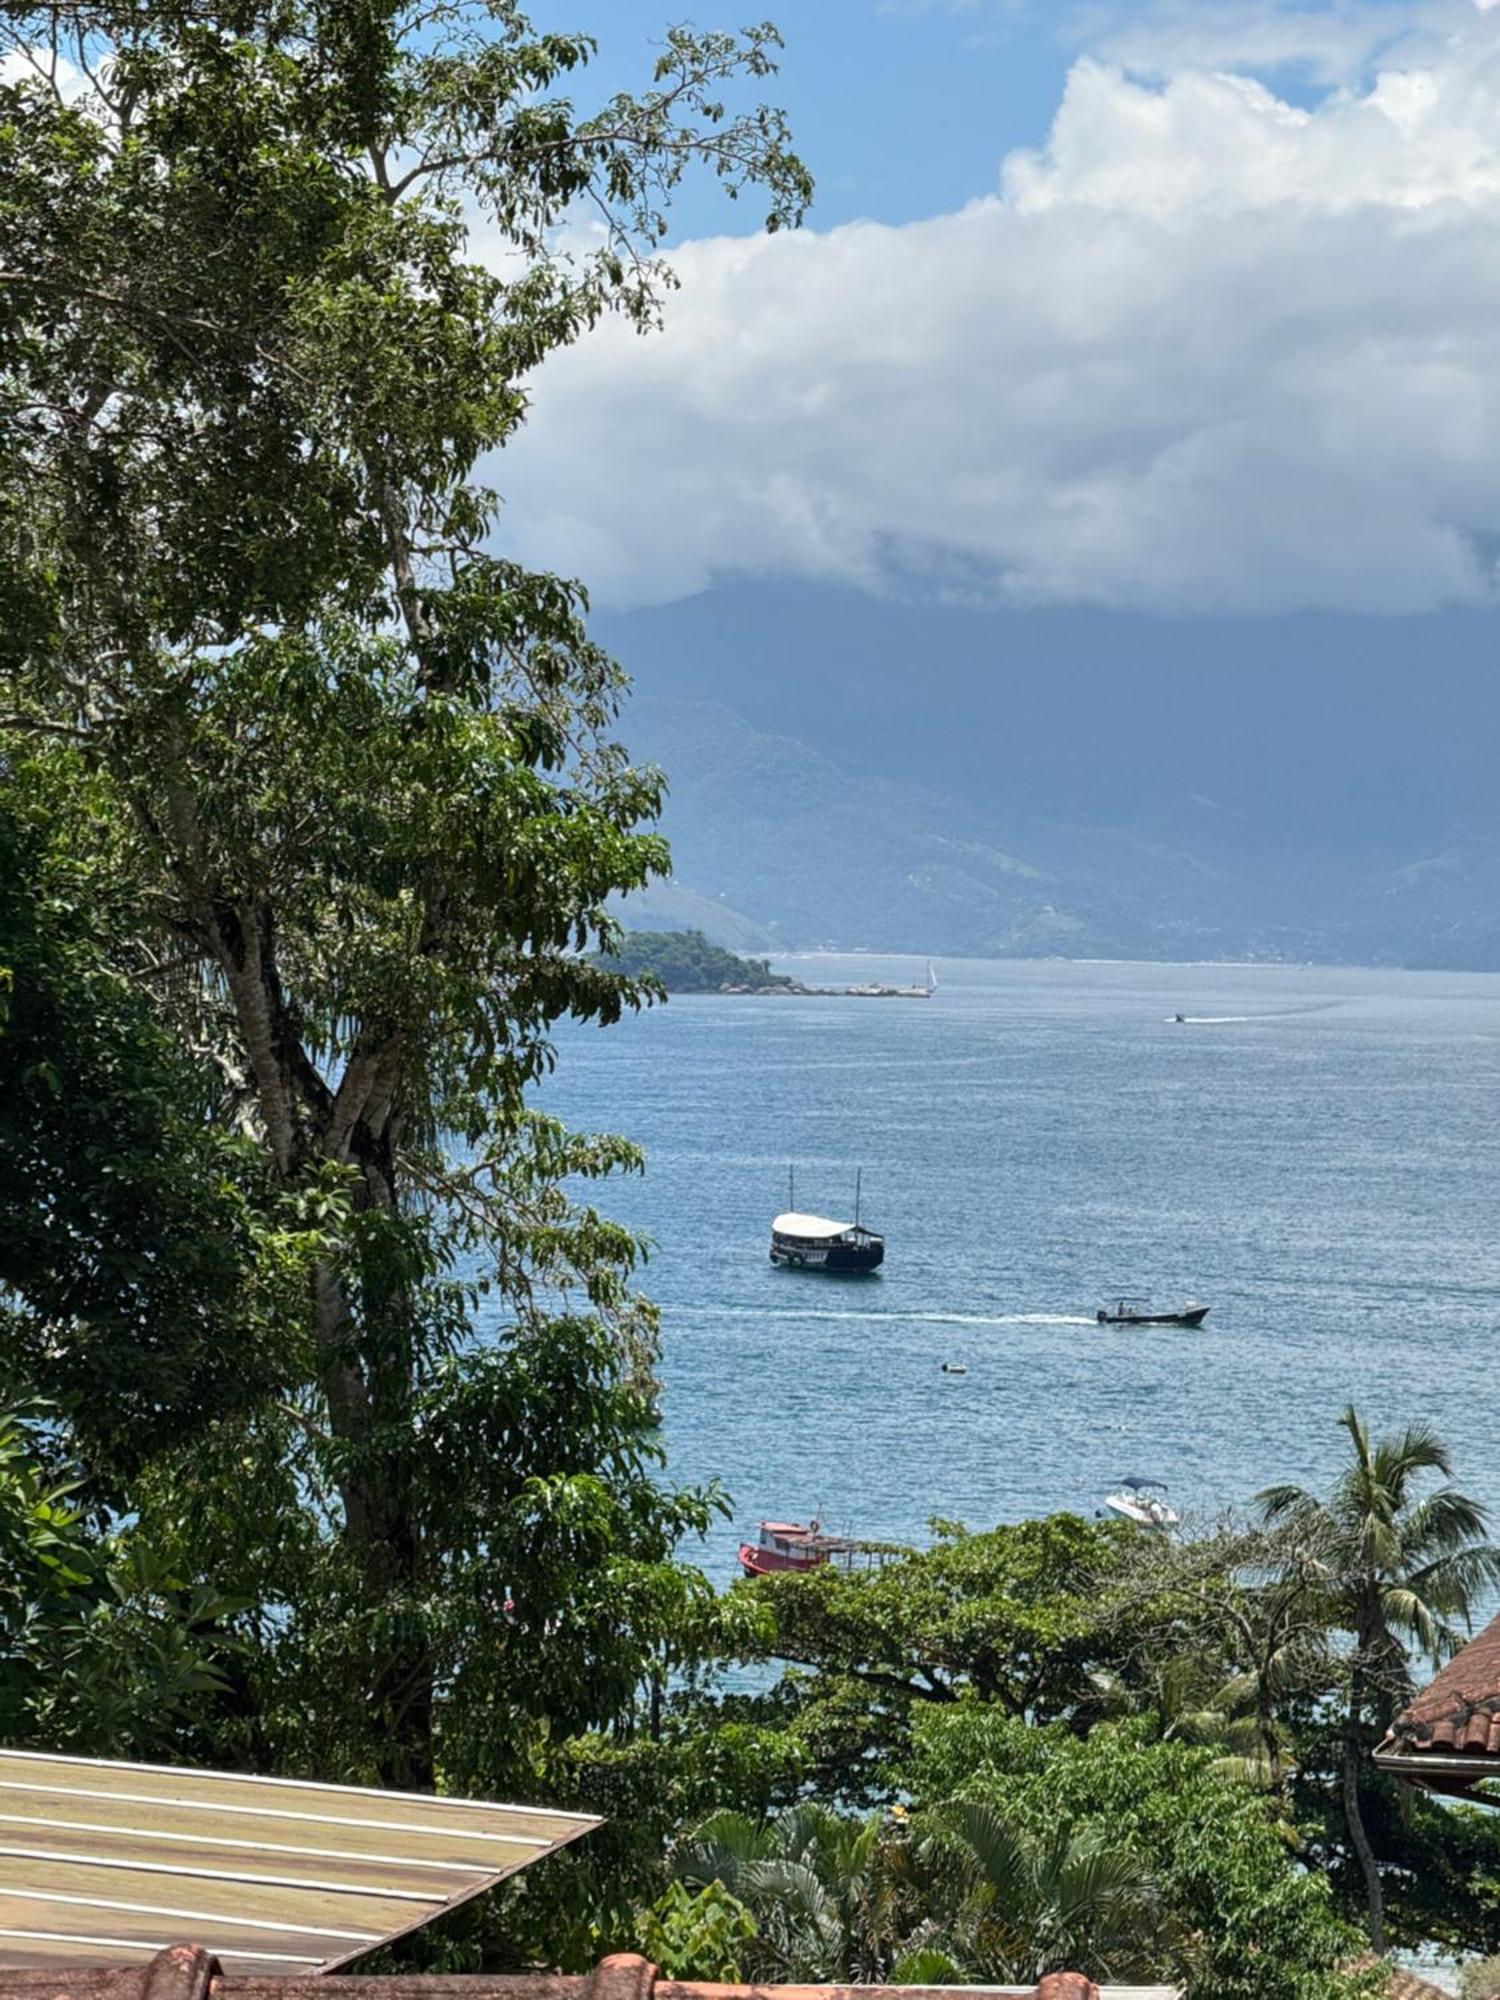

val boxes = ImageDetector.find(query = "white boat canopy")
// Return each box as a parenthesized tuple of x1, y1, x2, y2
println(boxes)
(771, 1212, 857, 1239)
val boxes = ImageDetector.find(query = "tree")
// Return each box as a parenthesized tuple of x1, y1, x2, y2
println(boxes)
(2, 0, 809, 1797)
(905, 1708, 1365, 2000)
(0, 769, 307, 1477)
(1259, 1407, 1500, 1955)
(917, 1798, 1161, 1989)
(0, 1404, 244, 1761)
(734, 1515, 1132, 1800)
(1095, 1519, 1334, 1793)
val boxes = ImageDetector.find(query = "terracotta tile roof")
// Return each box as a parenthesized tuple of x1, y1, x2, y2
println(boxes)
(0, 1945, 1181, 2000)
(1376, 1612, 1500, 1772)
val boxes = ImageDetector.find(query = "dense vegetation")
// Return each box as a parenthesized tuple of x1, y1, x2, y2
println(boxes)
(600, 929, 798, 993)
(1, 0, 1495, 1992)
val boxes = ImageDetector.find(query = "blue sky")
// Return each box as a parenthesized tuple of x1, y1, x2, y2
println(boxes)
(497, 1, 1500, 622)
(541, 0, 1077, 232)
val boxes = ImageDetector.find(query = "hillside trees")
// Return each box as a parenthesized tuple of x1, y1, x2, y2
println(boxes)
(0, 0, 808, 1797)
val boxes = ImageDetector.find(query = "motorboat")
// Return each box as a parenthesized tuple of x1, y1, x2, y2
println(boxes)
(1103, 1478, 1180, 1531)
(738, 1520, 891, 1577)
(940, 1361, 968, 1375)
(1096, 1296, 1209, 1328)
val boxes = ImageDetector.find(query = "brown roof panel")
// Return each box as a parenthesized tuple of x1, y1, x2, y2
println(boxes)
(0, 1753, 598, 1974)
(1376, 1611, 1500, 1774)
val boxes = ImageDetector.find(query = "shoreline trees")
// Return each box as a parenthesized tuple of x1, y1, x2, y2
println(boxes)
(2, 0, 809, 1796)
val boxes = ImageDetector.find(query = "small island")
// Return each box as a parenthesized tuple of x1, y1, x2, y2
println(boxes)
(599, 929, 813, 994)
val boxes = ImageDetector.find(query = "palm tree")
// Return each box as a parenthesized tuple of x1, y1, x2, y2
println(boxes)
(676, 1799, 1159, 1989)
(1258, 1405, 1500, 1955)
(922, 1798, 1161, 1986)
(673, 1803, 898, 1982)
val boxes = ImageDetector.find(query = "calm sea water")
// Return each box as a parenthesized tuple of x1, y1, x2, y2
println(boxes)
(537, 957, 1500, 1587)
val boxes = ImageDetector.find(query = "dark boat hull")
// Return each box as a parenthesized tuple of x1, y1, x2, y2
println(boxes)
(770, 1240, 885, 1273)
(1096, 1306, 1209, 1327)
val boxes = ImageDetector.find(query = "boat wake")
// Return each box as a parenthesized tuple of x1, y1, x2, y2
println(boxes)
(702, 1307, 1095, 1328)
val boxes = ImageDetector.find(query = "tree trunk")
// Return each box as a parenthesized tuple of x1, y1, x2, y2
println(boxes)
(307, 1121, 437, 1792)
(214, 891, 437, 1792)
(1343, 1673, 1383, 1954)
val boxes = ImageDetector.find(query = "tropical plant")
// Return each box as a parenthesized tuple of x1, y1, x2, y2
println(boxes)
(0, 1406, 244, 1761)
(673, 1803, 902, 1982)
(635, 1879, 758, 1982)
(906, 1707, 1363, 2000)
(919, 1797, 1160, 1987)
(1259, 1407, 1500, 1954)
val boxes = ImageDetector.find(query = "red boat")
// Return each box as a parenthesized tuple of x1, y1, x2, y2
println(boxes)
(738, 1519, 888, 1578)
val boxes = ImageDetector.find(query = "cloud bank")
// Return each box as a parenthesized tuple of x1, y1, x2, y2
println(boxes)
(493, 4, 1500, 615)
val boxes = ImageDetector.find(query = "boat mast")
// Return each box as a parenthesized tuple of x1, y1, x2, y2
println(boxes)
(789, 1164, 795, 1212)
(855, 1167, 861, 1227)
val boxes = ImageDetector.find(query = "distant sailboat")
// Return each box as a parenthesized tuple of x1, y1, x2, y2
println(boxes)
(926, 960, 938, 994)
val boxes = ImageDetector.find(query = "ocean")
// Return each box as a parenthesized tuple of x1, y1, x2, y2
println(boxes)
(537, 955, 1500, 1586)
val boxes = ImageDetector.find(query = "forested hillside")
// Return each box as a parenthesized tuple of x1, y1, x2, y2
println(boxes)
(599, 930, 798, 992)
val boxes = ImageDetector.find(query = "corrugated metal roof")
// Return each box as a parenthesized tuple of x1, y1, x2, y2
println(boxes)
(0, 1750, 598, 1974)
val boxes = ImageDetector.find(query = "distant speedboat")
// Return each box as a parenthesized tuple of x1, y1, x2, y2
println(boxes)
(1103, 1477, 1180, 1531)
(771, 1167, 884, 1272)
(1096, 1296, 1209, 1328)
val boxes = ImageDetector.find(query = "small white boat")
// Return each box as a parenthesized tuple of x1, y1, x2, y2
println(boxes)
(940, 1361, 968, 1375)
(1103, 1476, 1180, 1530)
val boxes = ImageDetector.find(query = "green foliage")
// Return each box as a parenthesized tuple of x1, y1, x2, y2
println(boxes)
(674, 1803, 901, 1982)
(598, 930, 795, 993)
(636, 1880, 757, 1982)
(1092, 1519, 1336, 1793)
(906, 1709, 1364, 2000)
(733, 1515, 1132, 1800)
(1, 0, 812, 1856)
(0, 1407, 243, 1761)
(0, 772, 307, 1477)
(918, 1796, 1162, 1987)
(1259, 1406, 1500, 1952)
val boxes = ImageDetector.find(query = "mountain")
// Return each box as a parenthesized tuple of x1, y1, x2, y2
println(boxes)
(597, 583, 1500, 967)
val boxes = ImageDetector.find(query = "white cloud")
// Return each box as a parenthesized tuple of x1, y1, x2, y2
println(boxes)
(1075, 0, 1431, 89)
(492, 6, 1500, 615)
